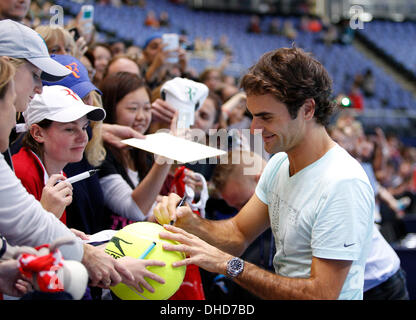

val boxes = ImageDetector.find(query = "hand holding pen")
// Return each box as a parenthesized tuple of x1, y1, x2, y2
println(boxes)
(41, 174, 73, 219)
(43, 170, 99, 219)
(153, 193, 195, 227)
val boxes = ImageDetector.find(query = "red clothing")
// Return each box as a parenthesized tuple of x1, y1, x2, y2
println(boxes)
(12, 147, 67, 224)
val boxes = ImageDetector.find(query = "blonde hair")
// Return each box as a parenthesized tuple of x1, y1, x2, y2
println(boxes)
(7, 57, 25, 68)
(83, 90, 106, 166)
(35, 25, 76, 56)
(0, 57, 15, 99)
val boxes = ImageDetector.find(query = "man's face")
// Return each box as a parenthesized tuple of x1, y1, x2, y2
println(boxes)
(0, 0, 30, 21)
(247, 94, 306, 154)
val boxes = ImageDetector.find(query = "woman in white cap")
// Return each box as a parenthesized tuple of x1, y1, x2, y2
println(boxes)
(12, 85, 105, 225)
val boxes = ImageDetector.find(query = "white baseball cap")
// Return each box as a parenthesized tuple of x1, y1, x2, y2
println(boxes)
(0, 20, 72, 82)
(161, 77, 209, 128)
(22, 85, 106, 131)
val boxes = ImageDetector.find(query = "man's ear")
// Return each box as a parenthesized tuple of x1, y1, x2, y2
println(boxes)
(29, 124, 45, 143)
(302, 98, 315, 121)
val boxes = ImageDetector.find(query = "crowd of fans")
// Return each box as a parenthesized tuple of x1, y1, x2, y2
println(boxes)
(0, 0, 415, 301)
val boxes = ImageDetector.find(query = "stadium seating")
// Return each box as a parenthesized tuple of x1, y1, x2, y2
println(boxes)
(54, 0, 415, 129)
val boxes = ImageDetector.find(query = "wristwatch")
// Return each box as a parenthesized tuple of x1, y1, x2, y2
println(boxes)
(226, 257, 244, 279)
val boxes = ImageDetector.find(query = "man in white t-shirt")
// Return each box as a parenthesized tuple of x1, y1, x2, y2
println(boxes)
(154, 47, 374, 299)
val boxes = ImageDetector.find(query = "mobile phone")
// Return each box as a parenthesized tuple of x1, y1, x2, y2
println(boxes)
(80, 5, 94, 36)
(162, 33, 179, 64)
(68, 27, 81, 41)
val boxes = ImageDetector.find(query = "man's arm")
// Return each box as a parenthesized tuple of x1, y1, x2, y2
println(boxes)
(234, 256, 351, 300)
(160, 225, 352, 300)
(154, 193, 270, 256)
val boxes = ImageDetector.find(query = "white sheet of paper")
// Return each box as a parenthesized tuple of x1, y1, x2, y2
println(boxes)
(121, 132, 227, 163)
(83, 229, 117, 244)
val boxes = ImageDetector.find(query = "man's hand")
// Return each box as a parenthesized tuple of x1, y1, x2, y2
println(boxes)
(153, 193, 197, 227)
(159, 224, 231, 274)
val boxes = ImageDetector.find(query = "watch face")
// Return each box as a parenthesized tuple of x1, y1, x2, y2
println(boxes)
(227, 257, 244, 278)
(230, 258, 243, 269)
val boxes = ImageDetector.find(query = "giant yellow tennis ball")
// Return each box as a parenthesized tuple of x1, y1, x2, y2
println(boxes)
(105, 222, 186, 300)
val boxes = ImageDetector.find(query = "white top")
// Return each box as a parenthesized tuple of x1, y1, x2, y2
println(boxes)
(256, 144, 374, 300)
(0, 152, 83, 260)
(99, 172, 146, 221)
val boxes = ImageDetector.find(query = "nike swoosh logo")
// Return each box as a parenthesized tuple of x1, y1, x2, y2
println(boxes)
(344, 243, 355, 247)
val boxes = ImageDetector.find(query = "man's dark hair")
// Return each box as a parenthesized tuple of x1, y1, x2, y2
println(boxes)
(240, 47, 336, 126)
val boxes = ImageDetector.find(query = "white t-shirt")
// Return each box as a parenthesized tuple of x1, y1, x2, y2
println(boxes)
(255, 144, 374, 300)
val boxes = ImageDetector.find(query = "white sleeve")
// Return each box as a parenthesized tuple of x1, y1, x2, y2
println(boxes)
(255, 153, 287, 204)
(99, 174, 146, 221)
(0, 154, 83, 261)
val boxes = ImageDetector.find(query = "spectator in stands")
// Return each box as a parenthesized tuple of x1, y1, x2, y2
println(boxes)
(192, 91, 225, 137)
(199, 67, 223, 94)
(214, 34, 233, 55)
(219, 83, 239, 104)
(80, 53, 96, 82)
(300, 15, 322, 33)
(144, 10, 160, 29)
(155, 47, 374, 300)
(90, 43, 112, 86)
(0, 0, 30, 22)
(322, 25, 338, 46)
(98, 72, 175, 229)
(267, 18, 281, 35)
(282, 20, 298, 40)
(348, 82, 364, 112)
(158, 10, 170, 27)
(39, 54, 107, 235)
(139, 33, 187, 90)
(0, 56, 16, 159)
(361, 68, 375, 97)
(339, 19, 355, 45)
(126, 45, 143, 61)
(109, 40, 126, 57)
(105, 54, 140, 77)
(35, 25, 88, 61)
(12, 85, 105, 231)
(247, 15, 261, 34)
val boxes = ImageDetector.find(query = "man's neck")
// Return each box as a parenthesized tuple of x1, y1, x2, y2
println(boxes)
(286, 126, 335, 176)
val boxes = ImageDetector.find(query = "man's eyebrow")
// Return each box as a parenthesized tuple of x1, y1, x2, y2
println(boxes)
(252, 111, 273, 117)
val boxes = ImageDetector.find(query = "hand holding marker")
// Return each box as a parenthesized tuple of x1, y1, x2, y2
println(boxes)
(169, 195, 187, 225)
